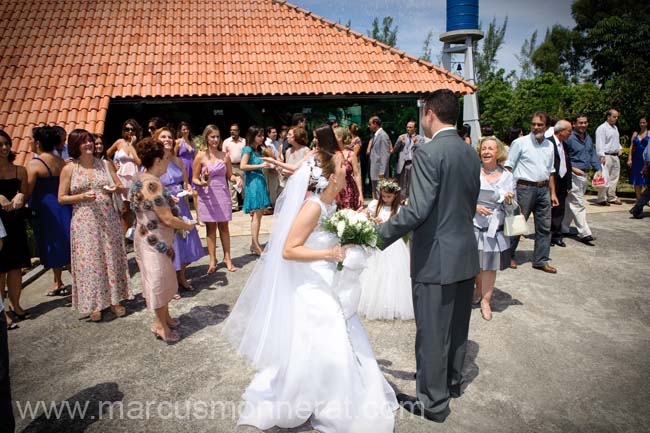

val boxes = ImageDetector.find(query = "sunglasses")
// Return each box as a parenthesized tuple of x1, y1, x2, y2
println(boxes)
(124, 127, 135, 132)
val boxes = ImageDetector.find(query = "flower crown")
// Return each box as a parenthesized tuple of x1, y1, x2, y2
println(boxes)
(378, 178, 401, 193)
(306, 155, 329, 193)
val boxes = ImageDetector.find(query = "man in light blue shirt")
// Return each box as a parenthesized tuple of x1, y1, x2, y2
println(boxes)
(505, 111, 558, 273)
(629, 143, 650, 218)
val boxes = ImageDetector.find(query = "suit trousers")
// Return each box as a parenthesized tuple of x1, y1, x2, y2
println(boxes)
(398, 163, 412, 199)
(630, 187, 650, 216)
(551, 184, 568, 241)
(561, 173, 592, 238)
(412, 278, 474, 416)
(510, 184, 552, 267)
(0, 311, 15, 433)
(597, 155, 620, 203)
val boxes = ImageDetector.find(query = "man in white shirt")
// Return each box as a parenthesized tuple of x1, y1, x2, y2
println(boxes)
(505, 111, 558, 274)
(223, 123, 246, 211)
(595, 109, 622, 205)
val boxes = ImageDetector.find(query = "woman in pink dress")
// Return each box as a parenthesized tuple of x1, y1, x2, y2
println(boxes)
(193, 125, 237, 274)
(175, 122, 201, 224)
(131, 138, 195, 343)
(333, 127, 363, 210)
(58, 129, 130, 322)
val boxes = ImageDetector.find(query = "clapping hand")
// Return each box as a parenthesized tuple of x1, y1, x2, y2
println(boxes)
(476, 205, 492, 216)
(0, 195, 13, 211)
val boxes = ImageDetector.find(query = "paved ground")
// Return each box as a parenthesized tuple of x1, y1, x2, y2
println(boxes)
(6, 200, 650, 433)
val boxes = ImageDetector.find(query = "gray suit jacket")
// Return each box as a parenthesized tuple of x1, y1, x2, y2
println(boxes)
(369, 128, 391, 180)
(378, 129, 481, 284)
(394, 133, 425, 174)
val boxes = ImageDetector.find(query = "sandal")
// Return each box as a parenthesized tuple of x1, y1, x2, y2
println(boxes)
(110, 305, 126, 317)
(46, 285, 67, 297)
(89, 311, 102, 322)
(10, 308, 31, 321)
(152, 328, 180, 344)
(7, 321, 19, 330)
(223, 259, 237, 272)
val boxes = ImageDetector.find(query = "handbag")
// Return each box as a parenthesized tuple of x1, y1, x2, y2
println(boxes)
(103, 160, 123, 213)
(504, 204, 529, 237)
(591, 164, 610, 188)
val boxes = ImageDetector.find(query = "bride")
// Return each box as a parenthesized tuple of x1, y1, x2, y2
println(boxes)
(222, 148, 398, 432)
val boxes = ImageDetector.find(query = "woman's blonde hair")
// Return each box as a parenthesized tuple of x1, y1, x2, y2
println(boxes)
(333, 126, 351, 147)
(201, 125, 222, 151)
(477, 135, 507, 164)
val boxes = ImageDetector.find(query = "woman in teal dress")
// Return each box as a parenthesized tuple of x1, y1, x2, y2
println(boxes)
(240, 126, 271, 256)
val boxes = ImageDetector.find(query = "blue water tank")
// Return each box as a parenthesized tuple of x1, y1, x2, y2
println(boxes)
(447, 0, 479, 32)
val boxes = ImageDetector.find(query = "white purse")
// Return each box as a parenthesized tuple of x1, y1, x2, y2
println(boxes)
(504, 204, 528, 237)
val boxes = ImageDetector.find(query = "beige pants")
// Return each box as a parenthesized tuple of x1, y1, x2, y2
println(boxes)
(561, 173, 591, 238)
(264, 168, 280, 206)
(597, 155, 620, 203)
(230, 165, 243, 210)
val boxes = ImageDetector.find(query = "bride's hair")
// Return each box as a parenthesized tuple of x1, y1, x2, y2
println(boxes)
(307, 150, 337, 192)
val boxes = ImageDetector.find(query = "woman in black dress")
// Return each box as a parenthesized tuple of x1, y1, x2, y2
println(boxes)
(0, 130, 31, 329)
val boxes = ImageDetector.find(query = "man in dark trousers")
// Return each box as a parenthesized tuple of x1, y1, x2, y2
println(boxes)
(549, 119, 573, 247)
(1, 304, 15, 433)
(378, 89, 481, 423)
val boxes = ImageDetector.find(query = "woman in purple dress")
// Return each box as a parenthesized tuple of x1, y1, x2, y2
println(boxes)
(175, 122, 201, 224)
(193, 125, 236, 274)
(155, 128, 205, 291)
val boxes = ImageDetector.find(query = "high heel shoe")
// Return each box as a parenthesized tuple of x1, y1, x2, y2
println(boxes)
(10, 308, 31, 321)
(110, 305, 126, 317)
(480, 301, 492, 321)
(151, 328, 180, 344)
(249, 245, 262, 256)
(89, 311, 102, 322)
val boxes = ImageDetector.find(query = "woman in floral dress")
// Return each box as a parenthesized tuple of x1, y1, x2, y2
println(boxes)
(131, 138, 195, 343)
(58, 129, 130, 322)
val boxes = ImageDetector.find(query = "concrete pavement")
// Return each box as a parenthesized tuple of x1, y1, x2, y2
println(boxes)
(6, 203, 650, 433)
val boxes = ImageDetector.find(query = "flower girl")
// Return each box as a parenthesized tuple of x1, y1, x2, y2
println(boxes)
(359, 179, 414, 320)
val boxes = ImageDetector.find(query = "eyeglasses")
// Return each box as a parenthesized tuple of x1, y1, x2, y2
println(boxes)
(124, 127, 135, 132)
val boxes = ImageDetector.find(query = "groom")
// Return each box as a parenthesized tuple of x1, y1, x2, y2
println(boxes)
(378, 89, 480, 422)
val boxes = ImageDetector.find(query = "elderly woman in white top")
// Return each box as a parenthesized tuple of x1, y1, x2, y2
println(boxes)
(472, 136, 516, 321)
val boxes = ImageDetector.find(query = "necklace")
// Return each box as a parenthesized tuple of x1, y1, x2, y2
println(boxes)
(482, 165, 500, 175)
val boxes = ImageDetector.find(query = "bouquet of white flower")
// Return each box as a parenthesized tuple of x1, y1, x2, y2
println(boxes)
(322, 209, 381, 270)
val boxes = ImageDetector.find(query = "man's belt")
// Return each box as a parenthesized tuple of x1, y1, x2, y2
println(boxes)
(605, 152, 619, 156)
(517, 179, 549, 187)
(404, 160, 412, 166)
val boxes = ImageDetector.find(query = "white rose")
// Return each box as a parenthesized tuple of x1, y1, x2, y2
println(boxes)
(337, 221, 346, 238)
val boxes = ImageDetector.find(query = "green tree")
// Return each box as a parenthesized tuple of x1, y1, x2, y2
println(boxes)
(476, 69, 516, 138)
(368, 16, 398, 47)
(420, 29, 433, 62)
(571, 0, 650, 84)
(474, 17, 508, 84)
(515, 30, 538, 81)
(531, 25, 585, 83)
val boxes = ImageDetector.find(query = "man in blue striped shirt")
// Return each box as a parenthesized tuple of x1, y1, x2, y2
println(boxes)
(561, 114, 602, 243)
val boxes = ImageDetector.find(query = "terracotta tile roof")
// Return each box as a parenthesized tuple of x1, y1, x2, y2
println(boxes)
(0, 0, 474, 165)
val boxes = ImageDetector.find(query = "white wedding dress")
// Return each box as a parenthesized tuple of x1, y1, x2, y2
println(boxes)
(222, 161, 397, 433)
(358, 201, 414, 320)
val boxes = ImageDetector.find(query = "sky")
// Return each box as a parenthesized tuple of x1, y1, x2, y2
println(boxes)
(291, 0, 576, 76)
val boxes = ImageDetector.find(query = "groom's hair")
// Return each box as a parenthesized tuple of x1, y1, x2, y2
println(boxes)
(423, 89, 459, 125)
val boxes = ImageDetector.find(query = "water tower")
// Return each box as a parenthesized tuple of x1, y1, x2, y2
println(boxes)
(440, 0, 483, 145)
